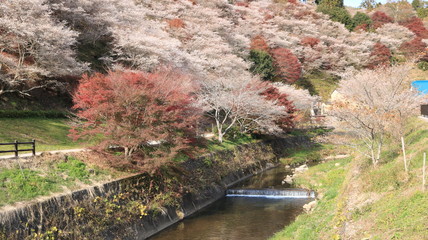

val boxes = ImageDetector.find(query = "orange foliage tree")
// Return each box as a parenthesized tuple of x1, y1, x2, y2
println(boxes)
(71, 68, 201, 163)
(400, 37, 427, 57)
(367, 43, 391, 69)
(400, 17, 428, 38)
(167, 18, 186, 28)
(261, 86, 296, 130)
(270, 48, 302, 84)
(300, 37, 320, 48)
(371, 11, 393, 29)
(250, 35, 270, 52)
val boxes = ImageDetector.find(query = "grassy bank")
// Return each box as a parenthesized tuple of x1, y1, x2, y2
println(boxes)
(273, 118, 428, 240)
(0, 118, 84, 154)
(271, 156, 352, 240)
(343, 118, 428, 239)
(0, 155, 122, 207)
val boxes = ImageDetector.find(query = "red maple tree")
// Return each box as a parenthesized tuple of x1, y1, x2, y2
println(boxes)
(250, 35, 270, 52)
(235, 2, 250, 7)
(167, 18, 186, 28)
(270, 48, 302, 84)
(300, 37, 320, 48)
(371, 11, 393, 29)
(261, 86, 296, 130)
(367, 43, 391, 69)
(400, 17, 428, 39)
(354, 23, 369, 32)
(400, 37, 427, 57)
(71, 68, 201, 164)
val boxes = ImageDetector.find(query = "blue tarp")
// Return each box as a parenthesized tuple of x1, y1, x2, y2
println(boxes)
(412, 80, 428, 94)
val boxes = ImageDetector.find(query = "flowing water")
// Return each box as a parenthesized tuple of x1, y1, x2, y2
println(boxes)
(149, 166, 313, 240)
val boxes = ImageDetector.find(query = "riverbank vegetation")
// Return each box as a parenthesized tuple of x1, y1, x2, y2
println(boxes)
(273, 112, 428, 239)
(0, 139, 289, 240)
(272, 156, 352, 240)
(0, 155, 119, 207)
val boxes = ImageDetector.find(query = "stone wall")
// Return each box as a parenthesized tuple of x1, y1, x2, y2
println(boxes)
(0, 136, 311, 239)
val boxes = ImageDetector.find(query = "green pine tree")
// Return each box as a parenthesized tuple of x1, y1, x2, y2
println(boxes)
(249, 50, 275, 81)
(352, 12, 372, 29)
(318, 0, 344, 8)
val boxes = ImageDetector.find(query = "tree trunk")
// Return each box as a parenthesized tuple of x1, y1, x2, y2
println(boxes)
(218, 133, 223, 143)
(124, 147, 132, 159)
(371, 147, 377, 166)
(215, 117, 223, 143)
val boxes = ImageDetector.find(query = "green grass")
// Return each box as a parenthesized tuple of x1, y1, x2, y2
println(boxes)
(0, 118, 86, 154)
(206, 134, 256, 152)
(349, 190, 428, 240)
(271, 157, 352, 240)
(296, 71, 339, 102)
(0, 157, 113, 207)
(279, 144, 337, 166)
(368, 191, 428, 239)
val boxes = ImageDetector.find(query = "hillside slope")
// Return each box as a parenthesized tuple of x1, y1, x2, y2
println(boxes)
(272, 117, 428, 240)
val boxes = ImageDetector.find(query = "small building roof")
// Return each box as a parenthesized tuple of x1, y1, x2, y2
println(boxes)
(412, 80, 428, 94)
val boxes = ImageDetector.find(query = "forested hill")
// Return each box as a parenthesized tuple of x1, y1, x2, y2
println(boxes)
(0, 0, 427, 105)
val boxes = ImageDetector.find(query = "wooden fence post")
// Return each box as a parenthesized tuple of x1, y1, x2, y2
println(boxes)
(423, 152, 426, 192)
(401, 137, 408, 173)
(14, 140, 18, 159)
(32, 139, 36, 156)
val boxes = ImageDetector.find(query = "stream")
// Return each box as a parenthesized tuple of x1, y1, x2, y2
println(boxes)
(149, 166, 313, 240)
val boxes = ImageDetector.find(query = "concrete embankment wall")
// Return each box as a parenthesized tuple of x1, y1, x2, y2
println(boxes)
(0, 136, 311, 239)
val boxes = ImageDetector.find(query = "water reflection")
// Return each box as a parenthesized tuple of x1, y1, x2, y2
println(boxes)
(150, 166, 310, 240)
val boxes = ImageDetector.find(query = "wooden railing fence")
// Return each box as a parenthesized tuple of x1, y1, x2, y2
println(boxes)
(0, 140, 36, 158)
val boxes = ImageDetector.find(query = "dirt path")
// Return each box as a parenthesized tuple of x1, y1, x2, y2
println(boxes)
(0, 148, 88, 160)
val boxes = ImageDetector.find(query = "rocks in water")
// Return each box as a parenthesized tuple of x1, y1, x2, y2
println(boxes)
(294, 164, 308, 173)
(266, 163, 275, 168)
(282, 175, 294, 185)
(303, 200, 317, 213)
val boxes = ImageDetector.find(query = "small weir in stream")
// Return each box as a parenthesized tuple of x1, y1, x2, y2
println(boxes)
(226, 188, 316, 199)
(149, 166, 314, 240)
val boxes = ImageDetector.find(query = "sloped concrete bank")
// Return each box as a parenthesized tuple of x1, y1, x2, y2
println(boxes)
(0, 136, 311, 240)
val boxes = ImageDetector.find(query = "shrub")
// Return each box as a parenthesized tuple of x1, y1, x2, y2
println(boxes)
(417, 61, 428, 71)
(318, 0, 344, 8)
(416, 8, 428, 18)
